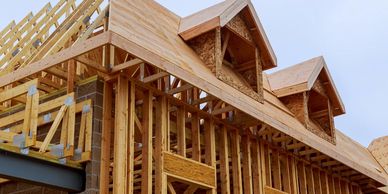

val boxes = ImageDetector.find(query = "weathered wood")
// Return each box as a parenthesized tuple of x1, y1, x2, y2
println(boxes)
(242, 134, 253, 194)
(155, 95, 168, 194)
(191, 112, 201, 162)
(177, 106, 186, 157)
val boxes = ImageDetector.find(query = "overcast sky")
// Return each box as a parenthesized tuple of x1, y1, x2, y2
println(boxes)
(1, 0, 387, 146)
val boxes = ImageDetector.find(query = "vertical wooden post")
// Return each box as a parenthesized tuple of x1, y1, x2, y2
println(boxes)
(141, 90, 153, 194)
(113, 75, 128, 194)
(320, 171, 330, 194)
(191, 112, 201, 161)
(100, 82, 112, 194)
(29, 92, 39, 146)
(264, 143, 272, 187)
(289, 156, 299, 194)
(215, 27, 222, 77)
(177, 106, 186, 157)
(272, 149, 282, 190)
(66, 95, 76, 156)
(242, 134, 252, 194)
(297, 162, 307, 194)
(230, 129, 242, 194)
(255, 48, 263, 102)
(251, 139, 262, 194)
(281, 154, 291, 193)
(306, 165, 315, 194)
(205, 118, 216, 194)
(155, 95, 168, 194)
(128, 81, 136, 193)
(313, 168, 322, 194)
(67, 59, 75, 93)
(219, 126, 231, 194)
(259, 141, 267, 190)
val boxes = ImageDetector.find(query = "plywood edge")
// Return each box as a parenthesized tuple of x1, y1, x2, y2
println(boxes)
(272, 82, 309, 98)
(179, 17, 220, 41)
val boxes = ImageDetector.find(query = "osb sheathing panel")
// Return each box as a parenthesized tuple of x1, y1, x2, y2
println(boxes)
(188, 30, 216, 73)
(307, 118, 336, 144)
(280, 93, 308, 127)
(226, 14, 254, 44)
(369, 136, 388, 173)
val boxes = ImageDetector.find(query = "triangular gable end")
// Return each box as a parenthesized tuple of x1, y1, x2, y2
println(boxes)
(179, 0, 277, 70)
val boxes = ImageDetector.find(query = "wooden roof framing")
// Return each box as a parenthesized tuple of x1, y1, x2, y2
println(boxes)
(0, 0, 387, 191)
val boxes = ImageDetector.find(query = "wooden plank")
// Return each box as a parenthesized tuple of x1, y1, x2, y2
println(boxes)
(0, 79, 38, 103)
(289, 156, 299, 194)
(313, 168, 322, 194)
(0, 32, 109, 88)
(219, 126, 231, 194)
(155, 95, 168, 194)
(242, 134, 253, 194)
(128, 81, 136, 193)
(305, 165, 315, 194)
(280, 154, 291, 193)
(39, 105, 68, 152)
(28, 92, 39, 146)
(264, 186, 288, 194)
(99, 82, 112, 194)
(272, 149, 282, 190)
(230, 129, 242, 194)
(251, 139, 262, 194)
(67, 59, 75, 93)
(113, 75, 129, 194)
(141, 90, 153, 194)
(191, 112, 201, 162)
(66, 97, 76, 156)
(111, 58, 143, 73)
(163, 152, 216, 188)
(204, 118, 216, 194)
(320, 171, 330, 194)
(297, 162, 307, 194)
(177, 106, 186, 157)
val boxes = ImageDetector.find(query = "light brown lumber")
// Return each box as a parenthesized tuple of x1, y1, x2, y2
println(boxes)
(0, 32, 109, 88)
(297, 162, 308, 194)
(272, 149, 282, 190)
(305, 165, 315, 194)
(230, 129, 242, 194)
(113, 75, 129, 194)
(219, 126, 230, 194)
(191, 112, 201, 161)
(313, 168, 322, 194)
(66, 97, 76, 156)
(67, 59, 75, 93)
(176, 106, 186, 157)
(242, 134, 253, 194)
(39, 105, 68, 152)
(280, 154, 291, 193)
(128, 81, 136, 193)
(99, 82, 112, 194)
(320, 171, 330, 194)
(204, 118, 216, 194)
(251, 139, 262, 194)
(141, 90, 153, 194)
(155, 95, 168, 194)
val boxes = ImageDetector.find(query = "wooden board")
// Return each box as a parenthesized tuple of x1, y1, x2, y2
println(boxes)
(163, 152, 216, 188)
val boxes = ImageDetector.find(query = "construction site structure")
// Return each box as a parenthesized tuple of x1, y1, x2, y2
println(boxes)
(0, 0, 387, 193)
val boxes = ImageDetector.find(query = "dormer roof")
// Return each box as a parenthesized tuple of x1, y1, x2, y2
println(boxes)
(268, 56, 345, 116)
(178, 0, 277, 70)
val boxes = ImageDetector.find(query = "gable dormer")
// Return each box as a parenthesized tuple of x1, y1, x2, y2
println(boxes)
(268, 56, 345, 144)
(178, 0, 277, 103)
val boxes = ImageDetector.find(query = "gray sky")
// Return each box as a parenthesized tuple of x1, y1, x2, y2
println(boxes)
(1, 0, 387, 146)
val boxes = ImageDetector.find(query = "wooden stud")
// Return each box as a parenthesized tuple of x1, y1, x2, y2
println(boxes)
(155, 95, 168, 194)
(141, 90, 153, 194)
(219, 126, 231, 194)
(242, 134, 253, 194)
(177, 106, 186, 157)
(272, 149, 282, 190)
(128, 81, 136, 193)
(230, 129, 242, 194)
(204, 118, 216, 194)
(297, 162, 308, 194)
(113, 75, 129, 194)
(99, 82, 112, 194)
(251, 139, 262, 194)
(191, 112, 201, 162)
(39, 105, 68, 152)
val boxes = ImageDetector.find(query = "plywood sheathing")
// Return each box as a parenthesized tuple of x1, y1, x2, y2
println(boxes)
(108, 0, 387, 185)
(268, 56, 345, 116)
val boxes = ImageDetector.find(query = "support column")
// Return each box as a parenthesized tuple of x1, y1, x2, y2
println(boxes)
(141, 90, 153, 194)
(155, 96, 168, 194)
(205, 118, 216, 194)
(113, 76, 128, 194)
